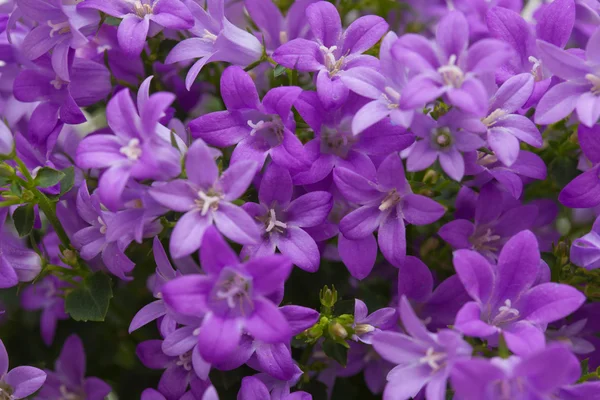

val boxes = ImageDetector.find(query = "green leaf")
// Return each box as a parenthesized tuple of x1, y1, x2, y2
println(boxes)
(13, 204, 34, 237)
(35, 167, 65, 188)
(59, 166, 75, 195)
(322, 338, 348, 367)
(273, 64, 287, 77)
(65, 272, 113, 322)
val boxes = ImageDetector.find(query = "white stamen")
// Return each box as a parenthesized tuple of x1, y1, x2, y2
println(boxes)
(47, 20, 71, 37)
(202, 29, 218, 42)
(197, 191, 220, 216)
(379, 190, 401, 211)
(247, 120, 265, 136)
(498, 299, 520, 317)
(482, 108, 507, 127)
(216, 274, 249, 309)
(98, 217, 107, 235)
(437, 54, 465, 88)
(586, 74, 600, 95)
(96, 44, 112, 54)
(319, 45, 344, 76)
(175, 352, 193, 371)
(354, 323, 375, 336)
(119, 138, 142, 161)
(265, 208, 287, 232)
(419, 347, 446, 370)
(528, 56, 543, 81)
(50, 76, 67, 90)
(279, 31, 289, 44)
(133, 1, 153, 17)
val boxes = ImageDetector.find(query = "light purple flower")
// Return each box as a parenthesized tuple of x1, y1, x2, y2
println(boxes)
(18, 0, 101, 81)
(453, 230, 586, 355)
(238, 375, 310, 400)
(76, 80, 182, 211)
(161, 227, 293, 364)
(0, 339, 46, 399)
(334, 152, 445, 266)
(0, 121, 13, 155)
(339, 31, 416, 133)
(78, 0, 193, 55)
(352, 299, 396, 344)
(272, 1, 388, 110)
(292, 90, 414, 186)
(393, 11, 513, 116)
(405, 110, 485, 181)
(165, 0, 262, 90)
(571, 215, 600, 269)
(241, 163, 332, 272)
(451, 345, 587, 400)
(37, 335, 111, 400)
(149, 139, 260, 259)
(190, 66, 308, 173)
(0, 230, 42, 288)
(372, 296, 472, 400)
(534, 25, 600, 127)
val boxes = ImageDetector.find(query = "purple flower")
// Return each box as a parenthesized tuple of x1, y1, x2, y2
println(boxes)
(334, 341, 393, 395)
(78, 0, 193, 55)
(19, 0, 101, 81)
(487, 0, 576, 105)
(534, 25, 600, 127)
(13, 55, 111, 144)
(393, 11, 513, 116)
(0, 121, 13, 155)
(335, 152, 445, 266)
(396, 256, 470, 331)
(244, 0, 317, 53)
(453, 230, 586, 355)
(293, 90, 414, 186)
(559, 124, 600, 208)
(272, 1, 388, 110)
(76, 81, 182, 211)
(571, 215, 600, 269)
(372, 297, 472, 400)
(161, 227, 293, 364)
(352, 299, 396, 344)
(165, 0, 262, 90)
(149, 139, 260, 259)
(238, 375, 310, 400)
(37, 335, 111, 400)
(72, 182, 137, 280)
(0, 339, 46, 399)
(405, 110, 485, 181)
(340, 32, 417, 133)
(190, 66, 308, 173)
(439, 184, 541, 261)
(450, 345, 587, 400)
(0, 230, 42, 288)
(241, 163, 332, 272)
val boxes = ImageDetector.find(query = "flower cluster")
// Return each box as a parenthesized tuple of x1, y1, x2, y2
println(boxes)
(1, 0, 600, 399)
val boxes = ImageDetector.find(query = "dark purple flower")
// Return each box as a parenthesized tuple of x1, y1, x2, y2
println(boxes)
(334, 152, 445, 266)
(78, 0, 194, 55)
(453, 230, 586, 355)
(241, 163, 332, 272)
(352, 299, 396, 344)
(37, 335, 111, 400)
(149, 139, 260, 259)
(0, 339, 46, 399)
(165, 0, 262, 89)
(161, 227, 293, 364)
(0, 230, 42, 288)
(372, 297, 472, 400)
(571, 215, 600, 269)
(393, 11, 513, 116)
(272, 1, 388, 110)
(190, 66, 308, 173)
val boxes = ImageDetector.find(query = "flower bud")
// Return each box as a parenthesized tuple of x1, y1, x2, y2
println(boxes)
(329, 322, 347, 340)
(0, 121, 14, 157)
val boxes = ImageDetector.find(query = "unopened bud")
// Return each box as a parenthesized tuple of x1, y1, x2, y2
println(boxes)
(320, 285, 338, 308)
(21, 189, 34, 202)
(329, 322, 347, 340)
(354, 323, 375, 336)
(0, 121, 14, 157)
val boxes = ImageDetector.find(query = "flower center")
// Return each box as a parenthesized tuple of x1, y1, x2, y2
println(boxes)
(202, 29, 217, 43)
(432, 127, 453, 149)
(491, 299, 520, 326)
(0, 381, 13, 400)
(586, 73, 600, 95)
(265, 208, 287, 233)
(98, 216, 107, 235)
(419, 347, 447, 371)
(469, 227, 501, 252)
(482, 109, 507, 127)
(59, 385, 84, 400)
(50, 76, 68, 90)
(47, 20, 71, 37)
(213, 268, 254, 316)
(279, 31, 289, 44)
(382, 86, 401, 109)
(354, 323, 375, 336)
(195, 190, 221, 216)
(528, 56, 544, 82)
(319, 45, 345, 76)
(379, 189, 401, 211)
(119, 138, 142, 161)
(437, 54, 465, 88)
(321, 123, 355, 158)
(246, 115, 285, 146)
(133, 1, 153, 17)
(176, 351, 193, 371)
